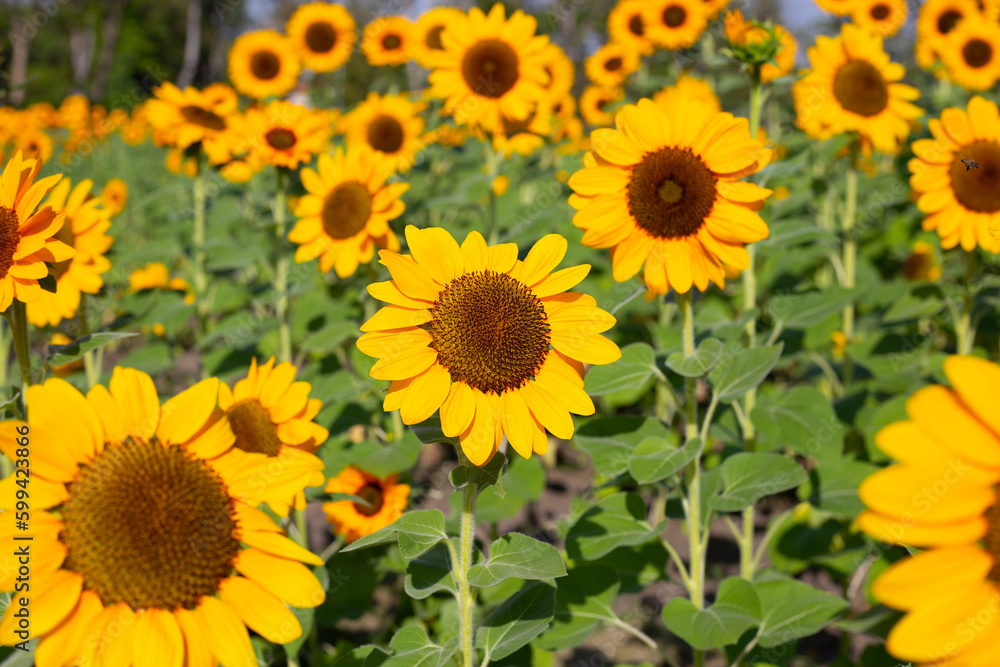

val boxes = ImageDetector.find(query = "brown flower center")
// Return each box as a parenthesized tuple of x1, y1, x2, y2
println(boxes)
(305, 20, 338, 53)
(228, 398, 282, 456)
(322, 181, 372, 240)
(382, 34, 402, 50)
(950, 141, 1000, 213)
(938, 10, 962, 34)
(354, 484, 384, 517)
(180, 105, 226, 132)
(963, 39, 994, 68)
(426, 270, 551, 394)
(367, 115, 405, 153)
(265, 127, 297, 150)
(60, 438, 239, 610)
(663, 5, 687, 28)
(871, 4, 890, 20)
(0, 207, 20, 280)
(50, 219, 75, 280)
(426, 25, 446, 50)
(902, 249, 936, 281)
(833, 60, 889, 117)
(462, 39, 520, 99)
(627, 147, 718, 239)
(604, 57, 623, 72)
(250, 50, 281, 80)
(628, 14, 644, 36)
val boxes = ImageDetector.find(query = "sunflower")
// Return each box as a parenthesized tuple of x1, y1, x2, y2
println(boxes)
(608, 0, 655, 55)
(493, 104, 553, 158)
(14, 127, 53, 163)
(231, 100, 330, 171)
(0, 152, 74, 312)
(357, 226, 620, 466)
(361, 15, 413, 66)
(219, 357, 328, 517)
(100, 178, 127, 217)
(585, 43, 641, 88)
(916, 0, 981, 69)
(340, 92, 427, 173)
(540, 42, 576, 100)
(228, 30, 301, 100)
(413, 7, 465, 68)
(857, 356, 1000, 666)
(286, 2, 356, 73)
(580, 85, 625, 127)
(26, 179, 113, 327)
(910, 96, 1000, 253)
(940, 19, 1000, 90)
(0, 370, 326, 663)
(323, 466, 410, 543)
(653, 74, 721, 114)
(852, 0, 909, 37)
(644, 0, 708, 50)
(793, 24, 922, 155)
(902, 241, 942, 281)
(427, 3, 551, 134)
(568, 98, 771, 295)
(146, 82, 238, 165)
(764, 24, 798, 83)
(814, 0, 858, 14)
(289, 145, 406, 278)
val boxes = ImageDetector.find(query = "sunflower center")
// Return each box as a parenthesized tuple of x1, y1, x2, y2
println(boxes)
(382, 34, 401, 50)
(354, 484, 384, 517)
(938, 10, 962, 34)
(963, 39, 994, 68)
(628, 14, 644, 36)
(462, 39, 520, 99)
(663, 5, 687, 28)
(627, 147, 718, 239)
(305, 21, 338, 53)
(832, 60, 889, 117)
(604, 57, 623, 72)
(250, 50, 281, 80)
(265, 127, 297, 150)
(50, 219, 76, 280)
(426, 25, 446, 50)
(367, 115, 405, 153)
(60, 438, 239, 610)
(426, 270, 551, 395)
(321, 181, 372, 240)
(950, 141, 1000, 213)
(0, 207, 20, 281)
(180, 105, 226, 132)
(228, 398, 283, 456)
(871, 4, 890, 19)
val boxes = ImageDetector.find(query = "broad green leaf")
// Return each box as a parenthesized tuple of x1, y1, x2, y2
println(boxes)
(368, 626, 457, 667)
(799, 457, 880, 517)
(451, 456, 546, 524)
(468, 534, 567, 588)
(834, 604, 902, 638)
(566, 493, 659, 560)
(755, 577, 848, 648)
(628, 436, 701, 484)
(574, 417, 673, 477)
(476, 581, 556, 661)
(341, 510, 448, 559)
(770, 287, 858, 329)
(46, 332, 138, 366)
(661, 578, 761, 650)
(751, 386, 845, 460)
(450, 452, 506, 489)
(347, 433, 422, 480)
(283, 605, 315, 658)
(711, 453, 807, 512)
(665, 338, 724, 378)
(585, 342, 661, 394)
(411, 416, 460, 449)
(38, 273, 57, 294)
(708, 344, 784, 402)
(535, 565, 620, 651)
(404, 542, 456, 600)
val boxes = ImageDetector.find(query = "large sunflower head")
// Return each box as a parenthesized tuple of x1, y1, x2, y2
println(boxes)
(940, 18, 1000, 89)
(608, 0, 655, 55)
(413, 6, 466, 68)
(643, 0, 709, 50)
(286, 2, 356, 72)
(360, 15, 414, 66)
(146, 82, 238, 164)
(579, 85, 625, 127)
(231, 99, 330, 171)
(228, 30, 302, 100)
(910, 96, 1000, 253)
(340, 91, 427, 173)
(427, 3, 551, 134)
(585, 42, 641, 88)
(793, 23, 923, 154)
(916, 0, 981, 69)
(569, 98, 771, 296)
(288, 145, 407, 278)
(0, 370, 325, 663)
(357, 226, 621, 466)
(858, 355, 1000, 666)
(852, 0, 909, 37)
(653, 74, 721, 114)
(323, 467, 410, 543)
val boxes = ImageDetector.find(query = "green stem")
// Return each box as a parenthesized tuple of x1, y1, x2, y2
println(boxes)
(457, 480, 479, 667)
(485, 143, 501, 246)
(841, 150, 858, 385)
(192, 160, 208, 377)
(78, 294, 99, 389)
(274, 168, 292, 364)
(677, 292, 705, 611)
(956, 251, 977, 355)
(294, 505, 308, 550)
(9, 301, 31, 397)
(0, 316, 10, 395)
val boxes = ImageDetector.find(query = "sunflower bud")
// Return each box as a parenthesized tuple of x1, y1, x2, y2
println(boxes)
(722, 10, 783, 73)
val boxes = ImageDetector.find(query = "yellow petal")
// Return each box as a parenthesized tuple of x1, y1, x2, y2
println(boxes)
(550, 331, 621, 365)
(34, 590, 104, 667)
(501, 390, 535, 459)
(520, 382, 574, 440)
(369, 346, 439, 381)
(109, 367, 161, 441)
(378, 250, 443, 301)
(194, 596, 255, 667)
(234, 549, 326, 609)
(519, 235, 568, 286)
(405, 226, 464, 284)
(219, 577, 302, 644)
(360, 305, 433, 332)
(908, 385, 1000, 470)
(0, 569, 81, 642)
(872, 547, 993, 611)
(857, 510, 986, 547)
(441, 381, 475, 438)
(134, 608, 184, 667)
(461, 230, 488, 272)
(174, 606, 214, 667)
(241, 527, 324, 566)
(859, 464, 995, 524)
(400, 364, 451, 425)
(158, 377, 219, 445)
(886, 582, 999, 662)
(945, 355, 1000, 439)
(185, 409, 236, 459)
(532, 264, 590, 298)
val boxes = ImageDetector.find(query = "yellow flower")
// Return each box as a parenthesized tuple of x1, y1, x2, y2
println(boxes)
(568, 98, 771, 295)
(0, 370, 325, 662)
(830, 330, 847, 359)
(492, 174, 510, 196)
(357, 226, 621, 466)
(228, 30, 301, 100)
(608, 0, 655, 55)
(13, 127, 53, 164)
(643, 0, 708, 50)
(915, 0, 981, 69)
(100, 178, 127, 217)
(340, 92, 427, 173)
(585, 43, 641, 88)
(289, 145, 407, 277)
(852, 0, 909, 37)
(653, 74, 720, 115)
(219, 158, 257, 184)
(413, 6, 465, 68)
(540, 42, 576, 100)
(146, 82, 238, 165)
(902, 241, 942, 281)
(286, 2, 356, 73)
(723, 10, 797, 83)
(579, 85, 625, 127)
(361, 15, 413, 66)
(231, 100, 330, 171)
(129, 262, 170, 291)
(859, 356, 1000, 666)
(323, 467, 410, 542)
(940, 18, 1000, 90)
(492, 105, 552, 158)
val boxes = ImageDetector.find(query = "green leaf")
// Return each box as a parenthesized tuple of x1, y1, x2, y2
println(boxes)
(584, 342, 661, 395)
(711, 453, 808, 513)
(476, 581, 556, 661)
(574, 417, 673, 477)
(452, 456, 546, 524)
(834, 604, 902, 638)
(708, 344, 784, 402)
(755, 577, 848, 648)
(800, 457, 880, 517)
(468, 534, 567, 588)
(770, 287, 858, 329)
(368, 626, 457, 667)
(751, 386, 845, 460)
(662, 578, 762, 650)
(450, 452, 506, 489)
(46, 332, 138, 366)
(283, 605, 315, 658)
(628, 436, 701, 485)
(347, 433, 422, 480)
(566, 493, 660, 560)
(38, 273, 57, 294)
(404, 542, 456, 600)
(535, 565, 620, 651)
(341, 510, 448, 559)
(664, 338, 724, 378)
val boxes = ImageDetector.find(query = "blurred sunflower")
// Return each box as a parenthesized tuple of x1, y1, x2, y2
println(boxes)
(910, 96, 1000, 253)
(814, 0, 858, 14)
(232, 100, 330, 171)
(129, 261, 196, 303)
(568, 98, 771, 295)
(700, 0, 731, 18)
(100, 178, 127, 217)
(228, 30, 301, 100)
(493, 105, 552, 158)
(323, 467, 410, 542)
(608, 0, 655, 55)
(146, 82, 238, 165)
(916, 0, 980, 69)
(852, 0, 908, 37)
(902, 241, 942, 281)
(585, 43, 641, 88)
(644, 0, 708, 50)
(357, 226, 620, 466)
(428, 3, 550, 134)
(858, 356, 1000, 666)
(340, 92, 426, 173)
(940, 19, 1000, 90)
(653, 74, 720, 114)
(361, 15, 413, 66)
(765, 25, 798, 82)
(413, 7, 465, 68)
(14, 127, 53, 163)
(580, 85, 625, 126)
(219, 357, 328, 516)
(0, 370, 325, 663)
(540, 43, 575, 100)
(26, 179, 113, 327)
(723, 11, 797, 83)
(286, 2, 356, 72)
(0, 152, 73, 311)
(793, 24, 922, 154)
(289, 145, 407, 278)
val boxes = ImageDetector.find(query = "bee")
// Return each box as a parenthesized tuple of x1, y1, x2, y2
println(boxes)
(962, 158, 980, 171)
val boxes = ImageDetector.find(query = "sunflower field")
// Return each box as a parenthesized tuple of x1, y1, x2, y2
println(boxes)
(6, 0, 1000, 664)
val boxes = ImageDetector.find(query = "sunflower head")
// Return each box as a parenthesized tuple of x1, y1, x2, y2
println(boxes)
(916, 0, 981, 69)
(608, 0, 656, 55)
(286, 2, 356, 72)
(852, 0, 909, 38)
(584, 42, 641, 88)
(644, 0, 709, 50)
(723, 9, 784, 72)
(580, 85, 625, 127)
(341, 91, 427, 173)
(100, 178, 128, 217)
(941, 18, 1000, 90)
(323, 466, 411, 542)
(231, 100, 330, 171)
(228, 30, 302, 100)
(361, 15, 414, 66)
(414, 6, 465, 68)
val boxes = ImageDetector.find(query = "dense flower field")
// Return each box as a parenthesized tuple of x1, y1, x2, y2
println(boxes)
(2, 0, 1000, 665)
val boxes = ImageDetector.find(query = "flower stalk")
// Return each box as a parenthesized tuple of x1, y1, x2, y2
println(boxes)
(456, 479, 479, 667)
(274, 167, 292, 364)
